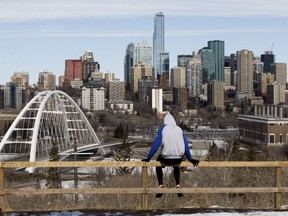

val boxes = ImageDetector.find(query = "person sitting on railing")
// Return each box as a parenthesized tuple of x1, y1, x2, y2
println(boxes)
(142, 113, 199, 198)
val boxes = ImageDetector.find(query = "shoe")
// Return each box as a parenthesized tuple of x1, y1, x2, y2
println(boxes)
(176, 184, 184, 197)
(155, 184, 164, 198)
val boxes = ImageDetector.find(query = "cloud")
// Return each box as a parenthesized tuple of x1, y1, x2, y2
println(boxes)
(0, 0, 288, 22)
(1, 26, 286, 38)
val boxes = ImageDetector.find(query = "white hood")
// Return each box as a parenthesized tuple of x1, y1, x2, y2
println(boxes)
(164, 113, 176, 126)
(161, 113, 185, 159)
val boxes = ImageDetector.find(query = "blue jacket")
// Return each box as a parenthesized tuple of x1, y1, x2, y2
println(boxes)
(147, 114, 192, 161)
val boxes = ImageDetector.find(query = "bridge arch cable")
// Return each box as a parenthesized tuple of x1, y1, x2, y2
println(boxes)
(0, 90, 102, 164)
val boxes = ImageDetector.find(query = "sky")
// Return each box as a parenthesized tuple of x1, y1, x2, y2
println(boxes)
(0, 0, 288, 85)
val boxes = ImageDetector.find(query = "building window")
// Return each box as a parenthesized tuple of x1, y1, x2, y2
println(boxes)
(280, 134, 283, 143)
(269, 134, 275, 143)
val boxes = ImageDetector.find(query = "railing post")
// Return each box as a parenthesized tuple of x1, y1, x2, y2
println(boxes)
(0, 165, 4, 213)
(275, 166, 282, 210)
(141, 164, 148, 210)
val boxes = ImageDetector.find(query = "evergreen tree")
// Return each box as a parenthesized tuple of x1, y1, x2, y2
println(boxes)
(206, 142, 220, 161)
(114, 123, 128, 139)
(114, 138, 134, 175)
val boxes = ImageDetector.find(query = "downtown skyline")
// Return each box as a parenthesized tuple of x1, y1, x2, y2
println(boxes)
(0, 0, 288, 85)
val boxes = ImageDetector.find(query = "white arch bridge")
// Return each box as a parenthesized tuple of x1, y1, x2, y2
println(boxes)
(0, 90, 103, 164)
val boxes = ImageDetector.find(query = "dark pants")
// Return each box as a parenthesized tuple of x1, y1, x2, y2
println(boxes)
(156, 154, 182, 185)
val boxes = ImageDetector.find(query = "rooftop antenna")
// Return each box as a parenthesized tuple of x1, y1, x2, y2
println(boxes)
(270, 42, 274, 51)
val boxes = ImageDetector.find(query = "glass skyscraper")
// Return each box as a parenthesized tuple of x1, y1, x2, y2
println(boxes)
(153, 12, 165, 75)
(208, 40, 225, 82)
(199, 47, 215, 84)
(124, 42, 152, 90)
(261, 51, 275, 73)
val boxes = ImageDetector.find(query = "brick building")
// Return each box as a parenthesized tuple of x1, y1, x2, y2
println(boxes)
(238, 106, 288, 146)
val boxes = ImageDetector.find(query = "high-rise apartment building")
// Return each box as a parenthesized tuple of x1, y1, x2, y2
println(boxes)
(2, 82, 23, 109)
(266, 83, 285, 105)
(58, 75, 65, 88)
(271, 63, 287, 85)
(108, 80, 125, 101)
(186, 53, 202, 97)
(105, 72, 115, 83)
(138, 76, 155, 102)
(81, 82, 105, 111)
(207, 80, 224, 110)
(13, 72, 29, 86)
(236, 50, 254, 95)
(130, 63, 154, 93)
(153, 12, 165, 76)
(171, 67, 186, 88)
(11, 74, 26, 88)
(65, 59, 82, 82)
(149, 87, 163, 113)
(38, 70, 56, 91)
(208, 40, 225, 82)
(261, 51, 275, 73)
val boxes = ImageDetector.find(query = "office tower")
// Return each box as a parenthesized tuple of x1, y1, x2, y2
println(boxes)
(266, 83, 285, 105)
(38, 70, 56, 91)
(153, 12, 165, 75)
(173, 87, 188, 109)
(81, 83, 105, 111)
(199, 47, 215, 84)
(207, 80, 224, 110)
(271, 63, 287, 85)
(229, 54, 237, 86)
(224, 56, 232, 86)
(149, 87, 163, 113)
(261, 51, 275, 73)
(130, 63, 154, 93)
(108, 80, 125, 101)
(65, 59, 82, 82)
(2, 82, 23, 109)
(124, 42, 152, 89)
(236, 50, 254, 95)
(13, 72, 29, 86)
(171, 67, 186, 88)
(208, 40, 225, 82)
(138, 76, 154, 102)
(160, 52, 169, 75)
(177, 54, 194, 68)
(256, 73, 274, 97)
(81, 51, 100, 82)
(134, 42, 152, 67)
(186, 52, 202, 97)
(124, 43, 135, 87)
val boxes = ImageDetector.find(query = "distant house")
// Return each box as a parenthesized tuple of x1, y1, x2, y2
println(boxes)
(108, 100, 133, 114)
